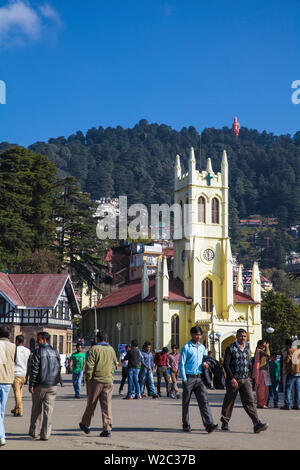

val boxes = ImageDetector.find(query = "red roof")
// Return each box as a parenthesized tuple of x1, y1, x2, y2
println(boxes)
(94, 274, 192, 310)
(0, 273, 70, 308)
(233, 289, 257, 304)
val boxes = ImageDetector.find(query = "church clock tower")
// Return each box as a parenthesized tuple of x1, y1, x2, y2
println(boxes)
(174, 148, 235, 325)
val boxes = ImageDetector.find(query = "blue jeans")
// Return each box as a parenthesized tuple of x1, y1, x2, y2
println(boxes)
(127, 369, 141, 398)
(285, 374, 300, 407)
(139, 367, 155, 396)
(0, 384, 11, 439)
(267, 379, 279, 405)
(72, 371, 83, 397)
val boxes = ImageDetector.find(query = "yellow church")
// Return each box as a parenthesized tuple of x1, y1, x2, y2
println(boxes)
(81, 148, 262, 358)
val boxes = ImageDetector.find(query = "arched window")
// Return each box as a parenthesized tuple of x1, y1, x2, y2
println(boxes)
(171, 314, 180, 347)
(198, 197, 205, 223)
(202, 278, 213, 313)
(212, 198, 219, 224)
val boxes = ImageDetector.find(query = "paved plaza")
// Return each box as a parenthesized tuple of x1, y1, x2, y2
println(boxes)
(2, 372, 300, 451)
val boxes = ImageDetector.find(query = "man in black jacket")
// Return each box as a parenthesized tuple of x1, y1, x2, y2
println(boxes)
(28, 332, 61, 441)
(220, 328, 269, 434)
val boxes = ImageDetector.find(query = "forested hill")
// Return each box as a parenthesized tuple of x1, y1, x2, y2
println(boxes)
(4, 120, 300, 223)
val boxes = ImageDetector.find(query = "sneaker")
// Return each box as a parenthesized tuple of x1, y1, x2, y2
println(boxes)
(254, 422, 269, 433)
(119, 390, 124, 396)
(100, 430, 111, 438)
(220, 418, 229, 431)
(0, 437, 6, 447)
(123, 396, 132, 400)
(13, 412, 23, 417)
(292, 406, 300, 410)
(29, 433, 38, 440)
(170, 393, 176, 399)
(182, 426, 191, 432)
(176, 393, 180, 399)
(274, 404, 279, 408)
(280, 405, 291, 410)
(79, 422, 91, 434)
(142, 394, 147, 398)
(152, 394, 159, 399)
(134, 396, 141, 399)
(206, 423, 218, 433)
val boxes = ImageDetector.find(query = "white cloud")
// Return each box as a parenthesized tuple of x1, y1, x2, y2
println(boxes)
(0, 1, 62, 47)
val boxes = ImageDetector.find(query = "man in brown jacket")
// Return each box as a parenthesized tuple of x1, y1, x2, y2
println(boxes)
(0, 326, 16, 447)
(281, 339, 300, 410)
(79, 331, 117, 437)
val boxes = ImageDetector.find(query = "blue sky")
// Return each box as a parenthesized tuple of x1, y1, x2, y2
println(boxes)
(0, 0, 300, 146)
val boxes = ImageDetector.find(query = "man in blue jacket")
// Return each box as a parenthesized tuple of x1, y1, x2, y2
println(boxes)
(139, 342, 159, 399)
(180, 326, 218, 433)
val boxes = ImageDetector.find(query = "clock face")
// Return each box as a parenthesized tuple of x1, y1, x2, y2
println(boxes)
(203, 249, 214, 262)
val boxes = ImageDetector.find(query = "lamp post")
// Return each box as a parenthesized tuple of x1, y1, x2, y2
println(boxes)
(92, 294, 98, 339)
(209, 332, 221, 360)
(116, 321, 122, 359)
(266, 326, 275, 352)
(215, 332, 221, 360)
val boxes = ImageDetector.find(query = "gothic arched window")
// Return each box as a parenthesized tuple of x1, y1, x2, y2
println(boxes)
(198, 196, 205, 223)
(171, 314, 180, 347)
(202, 278, 213, 313)
(212, 197, 219, 224)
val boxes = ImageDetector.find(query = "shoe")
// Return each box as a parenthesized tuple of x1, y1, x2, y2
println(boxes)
(75, 395, 80, 399)
(292, 406, 300, 410)
(13, 412, 23, 417)
(220, 418, 229, 431)
(257, 405, 268, 409)
(11, 409, 15, 414)
(176, 394, 180, 399)
(206, 423, 218, 433)
(100, 430, 111, 437)
(40, 437, 49, 441)
(280, 405, 291, 410)
(134, 396, 141, 399)
(274, 404, 279, 408)
(157, 392, 161, 397)
(152, 394, 159, 399)
(142, 394, 147, 398)
(0, 437, 6, 447)
(123, 396, 132, 400)
(119, 391, 124, 396)
(182, 426, 191, 432)
(254, 422, 269, 433)
(170, 394, 176, 399)
(29, 433, 38, 440)
(79, 422, 91, 434)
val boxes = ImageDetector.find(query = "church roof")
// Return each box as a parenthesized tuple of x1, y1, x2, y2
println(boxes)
(233, 289, 257, 304)
(93, 274, 192, 310)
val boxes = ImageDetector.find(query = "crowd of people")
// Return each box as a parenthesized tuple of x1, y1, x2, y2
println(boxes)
(0, 324, 299, 446)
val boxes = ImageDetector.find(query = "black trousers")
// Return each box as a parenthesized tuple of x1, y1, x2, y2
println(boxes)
(182, 376, 214, 429)
(156, 366, 169, 395)
(119, 367, 128, 392)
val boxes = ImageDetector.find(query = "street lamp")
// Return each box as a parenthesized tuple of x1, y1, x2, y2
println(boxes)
(116, 321, 122, 358)
(266, 326, 275, 352)
(209, 332, 221, 360)
(92, 294, 98, 338)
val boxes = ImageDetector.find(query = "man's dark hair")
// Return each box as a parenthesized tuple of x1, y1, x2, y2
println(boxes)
(144, 341, 151, 347)
(38, 331, 50, 343)
(285, 339, 293, 347)
(208, 350, 213, 355)
(162, 347, 169, 354)
(76, 343, 82, 349)
(171, 344, 177, 349)
(16, 335, 24, 344)
(96, 330, 108, 342)
(236, 328, 247, 335)
(125, 344, 131, 350)
(271, 352, 277, 357)
(131, 339, 138, 348)
(190, 325, 203, 335)
(0, 325, 10, 338)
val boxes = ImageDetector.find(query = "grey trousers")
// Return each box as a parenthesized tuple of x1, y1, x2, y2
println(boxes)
(29, 386, 57, 440)
(182, 377, 213, 429)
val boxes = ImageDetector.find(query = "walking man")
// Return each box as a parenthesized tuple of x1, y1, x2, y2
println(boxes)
(70, 343, 86, 398)
(167, 344, 180, 399)
(28, 331, 61, 441)
(179, 326, 218, 433)
(79, 331, 117, 437)
(280, 339, 300, 410)
(154, 347, 170, 397)
(119, 345, 130, 396)
(0, 326, 15, 447)
(12, 335, 31, 416)
(123, 339, 142, 400)
(139, 342, 159, 399)
(220, 328, 269, 433)
(267, 353, 280, 408)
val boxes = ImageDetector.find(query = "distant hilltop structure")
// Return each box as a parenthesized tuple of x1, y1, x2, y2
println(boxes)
(232, 116, 240, 136)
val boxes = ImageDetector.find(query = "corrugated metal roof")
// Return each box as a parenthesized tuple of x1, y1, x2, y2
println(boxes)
(9, 274, 69, 307)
